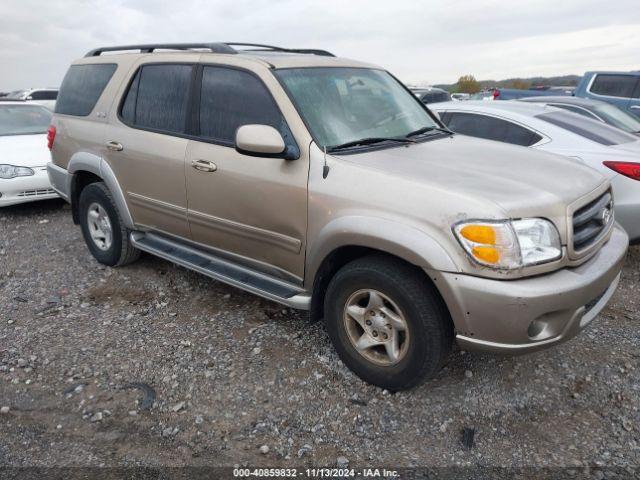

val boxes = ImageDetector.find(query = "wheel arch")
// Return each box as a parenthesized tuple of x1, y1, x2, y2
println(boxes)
(67, 152, 134, 228)
(306, 217, 460, 322)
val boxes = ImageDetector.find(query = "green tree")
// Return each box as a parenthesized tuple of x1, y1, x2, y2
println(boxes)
(455, 75, 481, 94)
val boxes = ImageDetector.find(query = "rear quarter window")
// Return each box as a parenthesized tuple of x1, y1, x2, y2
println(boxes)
(537, 110, 637, 146)
(444, 112, 542, 146)
(55, 64, 117, 116)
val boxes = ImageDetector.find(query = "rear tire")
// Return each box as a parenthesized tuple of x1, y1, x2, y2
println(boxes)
(78, 182, 140, 267)
(324, 255, 453, 390)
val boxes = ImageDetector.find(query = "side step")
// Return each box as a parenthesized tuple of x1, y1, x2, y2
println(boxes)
(130, 232, 311, 310)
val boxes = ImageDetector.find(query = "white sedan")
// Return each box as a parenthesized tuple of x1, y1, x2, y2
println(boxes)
(0, 102, 58, 207)
(432, 101, 640, 242)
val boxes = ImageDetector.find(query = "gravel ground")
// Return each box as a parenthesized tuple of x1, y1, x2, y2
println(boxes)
(0, 199, 638, 476)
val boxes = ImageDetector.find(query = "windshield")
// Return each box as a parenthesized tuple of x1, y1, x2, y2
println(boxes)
(593, 103, 640, 133)
(275, 68, 439, 149)
(0, 105, 52, 136)
(536, 110, 637, 146)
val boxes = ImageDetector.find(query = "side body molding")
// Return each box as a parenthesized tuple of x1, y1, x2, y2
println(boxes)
(67, 152, 135, 229)
(305, 215, 460, 286)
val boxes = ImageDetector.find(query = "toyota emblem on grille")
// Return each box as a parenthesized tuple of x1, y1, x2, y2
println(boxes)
(600, 207, 612, 225)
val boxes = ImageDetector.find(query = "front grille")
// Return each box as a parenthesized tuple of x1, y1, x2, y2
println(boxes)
(17, 188, 56, 197)
(572, 191, 613, 252)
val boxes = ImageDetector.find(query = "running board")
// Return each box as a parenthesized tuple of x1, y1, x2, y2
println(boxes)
(130, 232, 311, 310)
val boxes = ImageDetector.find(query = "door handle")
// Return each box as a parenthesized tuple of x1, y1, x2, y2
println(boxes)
(630, 106, 640, 110)
(106, 141, 123, 151)
(191, 159, 217, 172)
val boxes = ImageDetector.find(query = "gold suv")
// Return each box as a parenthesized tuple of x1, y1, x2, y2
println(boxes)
(48, 43, 627, 390)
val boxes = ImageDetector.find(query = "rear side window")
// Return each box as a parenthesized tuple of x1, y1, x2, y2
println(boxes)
(444, 112, 542, 146)
(590, 74, 638, 98)
(537, 110, 637, 146)
(120, 64, 193, 134)
(30, 91, 58, 101)
(198, 66, 285, 144)
(55, 64, 116, 116)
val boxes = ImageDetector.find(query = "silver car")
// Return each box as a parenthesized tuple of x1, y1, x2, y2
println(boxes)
(433, 100, 640, 242)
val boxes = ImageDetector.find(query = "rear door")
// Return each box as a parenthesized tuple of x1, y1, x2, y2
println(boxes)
(103, 61, 196, 238)
(184, 65, 308, 280)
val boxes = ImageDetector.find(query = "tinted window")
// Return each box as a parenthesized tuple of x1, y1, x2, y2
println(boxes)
(537, 111, 637, 146)
(444, 112, 542, 146)
(121, 64, 192, 134)
(30, 90, 57, 100)
(590, 74, 637, 98)
(55, 64, 116, 116)
(421, 91, 451, 104)
(199, 67, 284, 143)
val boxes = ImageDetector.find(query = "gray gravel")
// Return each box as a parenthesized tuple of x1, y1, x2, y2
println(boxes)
(1, 199, 639, 473)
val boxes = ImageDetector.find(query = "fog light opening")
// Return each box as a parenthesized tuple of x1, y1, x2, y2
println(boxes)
(528, 320, 547, 339)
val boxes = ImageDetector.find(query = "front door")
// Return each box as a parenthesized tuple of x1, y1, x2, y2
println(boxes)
(104, 61, 197, 238)
(185, 65, 308, 281)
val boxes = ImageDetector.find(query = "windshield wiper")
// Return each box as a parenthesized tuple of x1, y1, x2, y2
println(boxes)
(405, 126, 453, 138)
(327, 136, 415, 152)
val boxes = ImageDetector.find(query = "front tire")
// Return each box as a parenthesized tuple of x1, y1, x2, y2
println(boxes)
(324, 255, 453, 390)
(78, 182, 140, 267)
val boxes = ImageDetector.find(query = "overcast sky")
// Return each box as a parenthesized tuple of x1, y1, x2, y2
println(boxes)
(1, 0, 639, 91)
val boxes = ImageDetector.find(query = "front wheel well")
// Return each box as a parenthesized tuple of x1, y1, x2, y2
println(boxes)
(70, 171, 103, 224)
(309, 246, 450, 325)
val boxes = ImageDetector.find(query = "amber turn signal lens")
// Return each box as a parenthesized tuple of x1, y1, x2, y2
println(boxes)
(471, 246, 500, 264)
(460, 225, 496, 245)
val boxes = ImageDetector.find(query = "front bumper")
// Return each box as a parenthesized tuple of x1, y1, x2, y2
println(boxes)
(0, 167, 59, 207)
(432, 225, 628, 354)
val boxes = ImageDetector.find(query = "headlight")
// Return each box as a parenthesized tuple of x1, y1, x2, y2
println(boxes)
(454, 218, 562, 269)
(0, 164, 34, 179)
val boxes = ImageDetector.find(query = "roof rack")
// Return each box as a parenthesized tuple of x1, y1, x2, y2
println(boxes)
(225, 43, 335, 57)
(84, 42, 335, 58)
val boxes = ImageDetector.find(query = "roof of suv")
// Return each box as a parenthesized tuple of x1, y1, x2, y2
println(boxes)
(80, 43, 377, 70)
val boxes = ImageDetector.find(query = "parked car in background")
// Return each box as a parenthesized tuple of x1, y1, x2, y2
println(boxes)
(0, 102, 58, 206)
(468, 90, 495, 101)
(493, 86, 572, 101)
(451, 93, 470, 101)
(433, 101, 640, 242)
(575, 71, 640, 119)
(48, 42, 626, 390)
(519, 96, 640, 135)
(410, 86, 451, 104)
(5, 88, 59, 110)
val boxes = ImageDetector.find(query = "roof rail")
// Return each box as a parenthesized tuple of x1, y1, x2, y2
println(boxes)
(84, 42, 335, 58)
(85, 43, 237, 57)
(225, 43, 335, 57)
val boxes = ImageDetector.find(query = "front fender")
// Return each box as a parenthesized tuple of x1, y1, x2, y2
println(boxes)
(305, 215, 460, 285)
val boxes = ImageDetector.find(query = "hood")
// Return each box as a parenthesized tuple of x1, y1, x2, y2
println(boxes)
(336, 134, 606, 216)
(0, 134, 50, 168)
